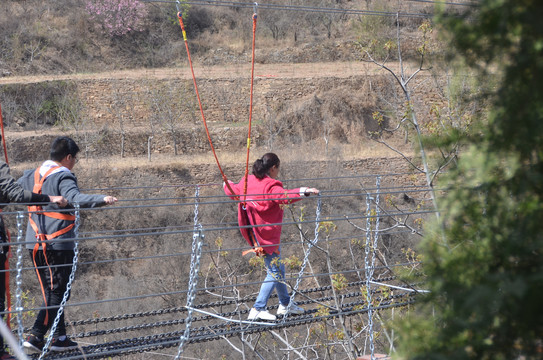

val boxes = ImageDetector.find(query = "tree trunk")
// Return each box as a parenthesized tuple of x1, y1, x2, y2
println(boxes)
(147, 136, 153, 162)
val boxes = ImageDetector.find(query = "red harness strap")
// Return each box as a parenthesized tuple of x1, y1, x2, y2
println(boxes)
(27, 166, 75, 325)
(240, 204, 281, 257)
(241, 228, 264, 257)
(240, 207, 264, 257)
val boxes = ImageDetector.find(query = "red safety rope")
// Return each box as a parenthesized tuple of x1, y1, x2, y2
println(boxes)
(176, 12, 237, 198)
(178, 8, 266, 257)
(242, 11, 258, 205)
(0, 103, 8, 165)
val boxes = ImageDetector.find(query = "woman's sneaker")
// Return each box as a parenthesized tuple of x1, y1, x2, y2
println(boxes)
(277, 303, 305, 315)
(50, 337, 78, 352)
(247, 308, 276, 321)
(23, 334, 45, 352)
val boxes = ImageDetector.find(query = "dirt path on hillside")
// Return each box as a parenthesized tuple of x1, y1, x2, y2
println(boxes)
(1, 60, 415, 163)
(0, 61, 404, 85)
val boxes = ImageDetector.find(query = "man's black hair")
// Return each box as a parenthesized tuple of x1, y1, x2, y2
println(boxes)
(50, 136, 80, 162)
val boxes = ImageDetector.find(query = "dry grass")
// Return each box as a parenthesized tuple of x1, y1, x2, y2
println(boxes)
(9, 143, 409, 179)
(9, 140, 412, 174)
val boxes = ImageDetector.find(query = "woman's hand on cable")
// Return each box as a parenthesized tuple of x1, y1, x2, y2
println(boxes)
(104, 196, 118, 205)
(50, 196, 68, 208)
(304, 188, 320, 196)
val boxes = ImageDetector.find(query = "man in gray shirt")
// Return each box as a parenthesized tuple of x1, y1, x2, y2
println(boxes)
(18, 136, 117, 353)
(0, 158, 66, 360)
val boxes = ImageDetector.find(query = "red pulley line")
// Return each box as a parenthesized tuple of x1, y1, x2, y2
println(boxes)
(176, 3, 259, 202)
(243, 10, 258, 205)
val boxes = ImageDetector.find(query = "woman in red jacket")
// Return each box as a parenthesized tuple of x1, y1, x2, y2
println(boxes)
(224, 153, 319, 321)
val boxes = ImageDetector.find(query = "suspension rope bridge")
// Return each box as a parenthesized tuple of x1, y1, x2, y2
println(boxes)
(141, 0, 476, 19)
(0, 171, 432, 359)
(0, 1, 445, 358)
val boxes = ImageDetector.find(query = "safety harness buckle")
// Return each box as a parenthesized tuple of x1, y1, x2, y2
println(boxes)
(242, 246, 264, 257)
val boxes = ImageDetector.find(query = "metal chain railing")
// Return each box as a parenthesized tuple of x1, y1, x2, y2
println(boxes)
(15, 211, 25, 348)
(370, 177, 381, 359)
(39, 203, 81, 359)
(363, 176, 381, 360)
(32, 293, 416, 360)
(54, 273, 404, 330)
(2, 174, 420, 359)
(364, 191, 374, 359)
(280, 195, 321, 323)
(174, 186, 204, 359)
(69, 277, 412, 338)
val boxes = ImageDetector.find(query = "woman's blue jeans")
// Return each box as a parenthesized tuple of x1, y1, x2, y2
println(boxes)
(254, 251, 290, 310)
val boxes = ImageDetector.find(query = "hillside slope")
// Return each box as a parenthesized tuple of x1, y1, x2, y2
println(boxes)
(2, 60, 440, 167)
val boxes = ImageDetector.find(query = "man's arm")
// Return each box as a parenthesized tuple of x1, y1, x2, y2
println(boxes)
(103, 196, 117, 205)
(58, 174, 116, 208)
(2, 163, 67, 206)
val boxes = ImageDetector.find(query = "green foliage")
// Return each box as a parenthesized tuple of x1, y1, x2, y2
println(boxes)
(331, 273, 347, 292)
(352, 5, 395, 60)
(397, 1, 543, 359)
(215, 236, 228, 257)
(416, 21, 433, 56)
(314, 304, 330, 318)
(248, 254, 264, 269)
(10, 289, 37, 328)
(318, 220, 337, 235)
(282, 254, 302, 270)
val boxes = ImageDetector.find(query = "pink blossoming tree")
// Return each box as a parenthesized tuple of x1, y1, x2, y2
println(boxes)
(86, 0, 148, 37)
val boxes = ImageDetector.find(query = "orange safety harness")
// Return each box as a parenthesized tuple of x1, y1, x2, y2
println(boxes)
(27, 166, 75, 325)
(242, 231, 264, 257)
(177, 5, 263, 255)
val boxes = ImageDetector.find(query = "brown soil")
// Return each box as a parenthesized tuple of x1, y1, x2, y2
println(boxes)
(0, 61, 397, 85)
(3, 61, 425, 169)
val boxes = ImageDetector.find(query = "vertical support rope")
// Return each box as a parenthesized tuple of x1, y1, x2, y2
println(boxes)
(189, 186, 202, 277)
(38, 203, 80, 359)
(242, 4, 258, 204)
(364, 192, 375, 359)
(15, 211, 25, 348)
(370, 177, 381, 359)
(372, 176, 381, 279)
(174, 186, 204, 359)
(363, 177, 381, 359)
(280, 195, 321, 323)
(176, 10, 236, 197)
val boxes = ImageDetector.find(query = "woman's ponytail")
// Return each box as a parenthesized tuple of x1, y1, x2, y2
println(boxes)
(252, 153, 280, 179)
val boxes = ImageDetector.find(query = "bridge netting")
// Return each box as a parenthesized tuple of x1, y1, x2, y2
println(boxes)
(0, 171, 432, 359)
